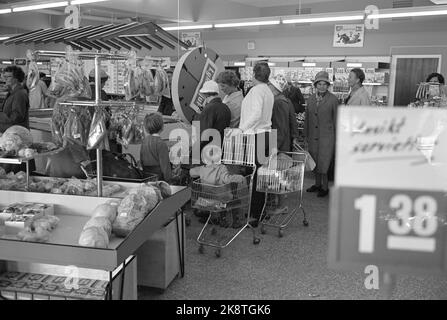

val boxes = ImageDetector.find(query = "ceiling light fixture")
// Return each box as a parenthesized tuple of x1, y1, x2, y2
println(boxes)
(234, 62, 246, 66)
(2, 61, 12, 65)
(0, 36, 10, 41)
(283, 15, 364, 24)
(163, 24, 213, 31)
(0, 8, 12, 14)
(215, 20, 280, 28)
(12, 1, 69, 12)
(71, 0, 109, 4)
(368, 9, 447, 19)
(302, 62, 316, 67)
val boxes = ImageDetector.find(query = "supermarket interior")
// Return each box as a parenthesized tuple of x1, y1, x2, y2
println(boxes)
(0, 0, 447, 301)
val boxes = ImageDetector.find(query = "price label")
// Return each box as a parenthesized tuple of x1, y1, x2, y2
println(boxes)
(329, 187, 447, 275)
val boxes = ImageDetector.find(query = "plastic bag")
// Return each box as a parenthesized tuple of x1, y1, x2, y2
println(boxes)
(26, 50, 39, 90)
(141, 69, 154, 96)
(87, 108, 108, 150)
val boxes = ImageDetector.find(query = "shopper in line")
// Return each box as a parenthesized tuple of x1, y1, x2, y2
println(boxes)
(305, 71, 338, 198)
(216, 70, 243, 128)
(268, 77, 299, 152)
(158, 69, 175, 116)
(237, 62, 274, 225)
(196, 80, 231, 154)
(140, 112, 172, 182)
(282, 79, 306, 114)
(345, 68, 371, 106)
(0, 65, 30, 132)
(426, 72, 445, 85)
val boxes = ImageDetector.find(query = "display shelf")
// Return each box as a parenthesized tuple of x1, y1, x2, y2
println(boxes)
(0, 186, 190, 271)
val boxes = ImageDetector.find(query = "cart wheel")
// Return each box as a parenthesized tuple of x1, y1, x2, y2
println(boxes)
(198, 245, 205, 254)
(303, 220, 309, 227)
(211, 227, 217, 236)
(215, 249, 221, 258)
(261, 225, 266, 235)
(253, 237, 261, 245)
(278, 229, 284, 238)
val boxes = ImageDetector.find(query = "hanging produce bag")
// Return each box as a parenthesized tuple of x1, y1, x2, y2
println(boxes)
(87, 107, 109, 150)
(26, 50, 39, 90)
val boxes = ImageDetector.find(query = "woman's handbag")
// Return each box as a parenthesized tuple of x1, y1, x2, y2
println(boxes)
(293, 142, 316, 172)
(81, 150, 145, 180)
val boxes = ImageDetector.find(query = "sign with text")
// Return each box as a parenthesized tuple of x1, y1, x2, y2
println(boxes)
(190, 58, 218, 114)
(329, 107, 447, 276)
(333, 24, 364, 48)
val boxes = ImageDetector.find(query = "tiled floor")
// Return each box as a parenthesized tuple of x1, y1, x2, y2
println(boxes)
(138, 177, 447, 300)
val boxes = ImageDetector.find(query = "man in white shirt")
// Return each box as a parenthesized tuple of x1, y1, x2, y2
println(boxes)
(239, 62, 274, 133)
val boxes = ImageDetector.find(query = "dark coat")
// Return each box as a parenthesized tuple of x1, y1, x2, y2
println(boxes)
(158, 95, 175, 116)
(305, 92, 338, 174)
(0, 84, 30, 132)
(271, 94, 299, 152)
(198, 97, 231, 150)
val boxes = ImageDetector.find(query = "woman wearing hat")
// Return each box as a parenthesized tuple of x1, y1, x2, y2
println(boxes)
(268, 76, 299, 152)
(196, 80, 231, 154)
(305, 71, 338, 197)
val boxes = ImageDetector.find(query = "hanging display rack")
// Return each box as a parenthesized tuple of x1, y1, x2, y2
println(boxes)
(0, 22, 189, 52)
(32, 49, 136, 197)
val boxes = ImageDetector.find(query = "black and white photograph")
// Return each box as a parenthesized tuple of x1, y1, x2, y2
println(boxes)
(0, 0, 447, 308)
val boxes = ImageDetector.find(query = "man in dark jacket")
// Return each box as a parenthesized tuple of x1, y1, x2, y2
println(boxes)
(0, 66, 30, 132)
(268, 78, 299, 152)
(195, 80, 231, 154)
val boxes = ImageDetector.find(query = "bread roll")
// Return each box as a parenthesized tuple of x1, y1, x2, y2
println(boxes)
(78, 227, 109, 248)
(83, 217, 112, 236)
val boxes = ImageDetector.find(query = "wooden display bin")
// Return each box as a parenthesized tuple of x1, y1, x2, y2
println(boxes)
(136, 215, 184, 290)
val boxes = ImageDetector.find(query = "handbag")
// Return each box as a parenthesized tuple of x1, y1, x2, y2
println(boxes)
(82, 150, 145, 180)
(293, 142, 316, 172)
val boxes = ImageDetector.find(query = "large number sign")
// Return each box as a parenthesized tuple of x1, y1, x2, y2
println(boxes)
(329, 107, 447, 276)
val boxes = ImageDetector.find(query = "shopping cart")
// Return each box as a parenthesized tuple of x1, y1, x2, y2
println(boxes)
(256, 151, 309, 237)
(191, 131, 260, 258)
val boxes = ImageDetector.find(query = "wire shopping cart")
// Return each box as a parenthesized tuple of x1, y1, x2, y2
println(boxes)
(256, 151, 309, 237)
(191, 131, 260, 258)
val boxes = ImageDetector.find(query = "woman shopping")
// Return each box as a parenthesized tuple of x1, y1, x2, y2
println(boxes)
(344, 68, 371, 106)
(304, 71, 338, 198)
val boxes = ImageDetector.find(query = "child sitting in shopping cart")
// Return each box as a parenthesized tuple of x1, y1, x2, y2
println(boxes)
(140, 112, 172, 182)
(190, 144, 247, 228)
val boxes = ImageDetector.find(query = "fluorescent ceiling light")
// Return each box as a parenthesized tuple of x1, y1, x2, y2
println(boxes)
(215, 20, 280, 28)
(0, 8, 11, 14)
(302, 62, 316, 67)
(268, 62, 276, 67)
(13, 1, 69, 12)
(347, 63, 363, 68)
(0, 36, 10, 41)
(2, 61, 12, 65)
(71, 0, 108, 4)
(368, 10, 447, 19)
(163, 24, 213, 31)
(431, 0, 447, 3)
(283, 15, 364, 24)
(234, 62, 246, 66)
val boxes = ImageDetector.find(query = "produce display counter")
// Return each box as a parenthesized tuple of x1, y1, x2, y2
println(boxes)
(0, 185, 190, 300)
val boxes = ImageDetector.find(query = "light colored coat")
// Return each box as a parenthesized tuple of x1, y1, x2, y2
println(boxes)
(305, 92, 338, 174)
(223, 91, 243, 128)
(346, 86, 371, 106)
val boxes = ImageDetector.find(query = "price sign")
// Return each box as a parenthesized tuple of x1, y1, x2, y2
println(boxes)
(329, 187, 447, 275)
(329, 107, 447, 276)
(14, 58, 27, 66)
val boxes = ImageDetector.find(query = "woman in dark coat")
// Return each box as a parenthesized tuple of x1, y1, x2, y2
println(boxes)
(304, 71, 338, 197)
